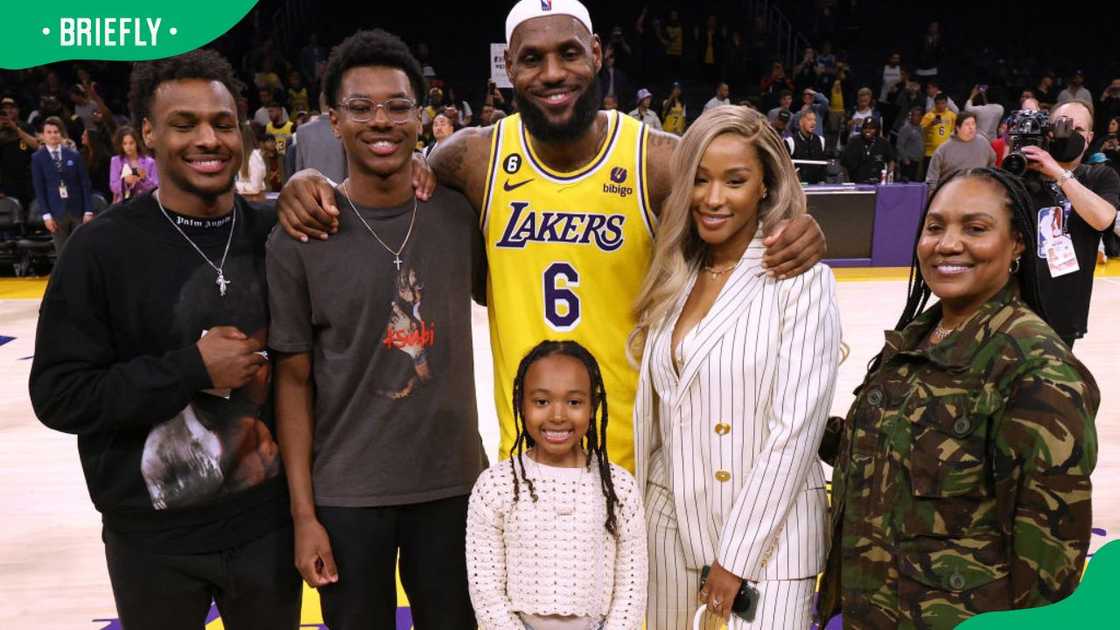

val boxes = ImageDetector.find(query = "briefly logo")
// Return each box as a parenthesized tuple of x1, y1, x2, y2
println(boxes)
(503, 178, 534, 192)
(503, 153, 522, 174)
(610, 166, 627, 183)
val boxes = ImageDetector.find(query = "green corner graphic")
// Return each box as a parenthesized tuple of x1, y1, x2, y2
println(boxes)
(959, 541, 1117, 627)
(0, 1, 258, 69)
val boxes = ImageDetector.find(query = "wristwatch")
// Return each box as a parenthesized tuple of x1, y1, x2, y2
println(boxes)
(1058, 169, 1076, 185)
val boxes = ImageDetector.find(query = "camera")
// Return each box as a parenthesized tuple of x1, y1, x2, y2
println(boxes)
(1002, 110, 1052, 176)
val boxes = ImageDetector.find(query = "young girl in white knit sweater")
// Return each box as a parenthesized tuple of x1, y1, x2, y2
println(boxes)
(467, 341, 647, 630)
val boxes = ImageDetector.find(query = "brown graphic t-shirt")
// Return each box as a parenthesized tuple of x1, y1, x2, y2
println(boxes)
(267, 185, 487, 506)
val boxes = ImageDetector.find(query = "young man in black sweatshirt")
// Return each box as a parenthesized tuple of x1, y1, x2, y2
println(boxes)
(29, 51, 301, 628)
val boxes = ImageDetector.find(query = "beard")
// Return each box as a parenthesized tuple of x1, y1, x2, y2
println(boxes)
(515, 80, 601, 144)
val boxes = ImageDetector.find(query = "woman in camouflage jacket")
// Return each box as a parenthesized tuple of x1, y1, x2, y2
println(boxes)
(817, 168, 1100, 629)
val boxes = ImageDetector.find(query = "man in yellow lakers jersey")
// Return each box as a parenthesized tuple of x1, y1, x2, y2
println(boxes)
(275, 1, 827, 471)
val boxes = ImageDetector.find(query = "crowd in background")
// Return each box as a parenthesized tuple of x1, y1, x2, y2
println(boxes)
(2, 6, 1120, 248)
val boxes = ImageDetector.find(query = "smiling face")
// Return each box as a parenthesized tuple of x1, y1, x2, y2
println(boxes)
(918, 176, 1023, 315)
(143, 79, 241, 202)
(692, 133, 765, 252)
(507, 15, 602, 143)
(330, 65, 419, 180)
(521, 353, 592, 467)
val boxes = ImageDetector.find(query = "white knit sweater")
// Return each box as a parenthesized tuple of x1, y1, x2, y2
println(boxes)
(466, 455, 648, 630)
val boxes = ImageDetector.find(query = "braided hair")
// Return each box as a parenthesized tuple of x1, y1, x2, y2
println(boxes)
(869, 167, 1047, 373)
(509, 340, 622, 537)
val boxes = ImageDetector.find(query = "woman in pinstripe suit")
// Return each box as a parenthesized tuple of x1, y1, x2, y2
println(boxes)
(628, 106, 841, 629)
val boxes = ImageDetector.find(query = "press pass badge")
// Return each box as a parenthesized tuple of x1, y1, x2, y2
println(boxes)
(58, 181, 68, 199)
(1045, 235, 1080, 277)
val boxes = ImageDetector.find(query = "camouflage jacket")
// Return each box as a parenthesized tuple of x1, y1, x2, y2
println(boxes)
(817, 282, 1099, 629)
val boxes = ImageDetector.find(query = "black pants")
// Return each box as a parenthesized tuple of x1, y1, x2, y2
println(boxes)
(104, 525, 301, 630)
(51, 212, 82, 256)
(317, 494, 474, 630)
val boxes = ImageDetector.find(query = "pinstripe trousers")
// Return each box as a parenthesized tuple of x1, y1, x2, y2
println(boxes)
(644, 483, 816, 630)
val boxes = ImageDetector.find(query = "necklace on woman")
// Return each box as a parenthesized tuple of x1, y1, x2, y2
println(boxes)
(930, 322, 955, 344)
(702, 259, 740, 279)
(155, 190, 236, 297)
(343, 181, 418, 271)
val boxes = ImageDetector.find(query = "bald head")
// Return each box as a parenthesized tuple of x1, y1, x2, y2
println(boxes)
(1051, 100, 1094, 127)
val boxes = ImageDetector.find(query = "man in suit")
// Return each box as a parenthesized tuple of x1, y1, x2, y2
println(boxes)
(31, 116, 95, 254)
(598, 46, 631, 111)
(291, 92, 347, 183)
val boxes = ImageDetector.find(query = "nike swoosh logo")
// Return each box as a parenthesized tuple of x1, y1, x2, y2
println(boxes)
(503, 178, 534, 191)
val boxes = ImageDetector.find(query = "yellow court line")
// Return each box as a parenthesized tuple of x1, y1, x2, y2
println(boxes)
(0, 277, 48, 299)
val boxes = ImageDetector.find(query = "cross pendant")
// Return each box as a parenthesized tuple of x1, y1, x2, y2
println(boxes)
(216, 272, 230, 297)
(393, 256, 403, 271)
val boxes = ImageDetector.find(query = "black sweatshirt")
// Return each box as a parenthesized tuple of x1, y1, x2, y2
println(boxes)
(29, 192, 289, 553)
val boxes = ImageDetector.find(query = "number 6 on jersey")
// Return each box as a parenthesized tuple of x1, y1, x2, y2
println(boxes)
(544, 262, 580, 331)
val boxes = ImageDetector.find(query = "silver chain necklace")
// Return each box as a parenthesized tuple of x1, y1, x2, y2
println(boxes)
(155, 190, 236, 297)
(343, 181, 418, 271)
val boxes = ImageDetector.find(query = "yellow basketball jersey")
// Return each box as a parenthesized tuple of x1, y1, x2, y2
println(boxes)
(482, 110, 656, 471)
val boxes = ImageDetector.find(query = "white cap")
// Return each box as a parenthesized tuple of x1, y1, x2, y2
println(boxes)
(505, 0, 593, 44)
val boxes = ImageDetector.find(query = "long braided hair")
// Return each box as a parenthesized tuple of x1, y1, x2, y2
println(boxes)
(868, 167, 1047, 374)
(509, 340, 621, 537)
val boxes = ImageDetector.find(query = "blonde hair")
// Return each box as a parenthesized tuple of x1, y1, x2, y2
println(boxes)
(628, 105, 806, 363)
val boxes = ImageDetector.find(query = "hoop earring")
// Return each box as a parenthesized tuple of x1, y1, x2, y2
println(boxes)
(1010, 257, 1021, 274)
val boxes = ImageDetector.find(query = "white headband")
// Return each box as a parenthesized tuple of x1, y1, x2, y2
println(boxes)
(505, 0, 594, 44)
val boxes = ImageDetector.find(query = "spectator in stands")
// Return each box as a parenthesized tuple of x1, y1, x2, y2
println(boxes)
(828, 64, 854, 138)
(0, 96, 40, 208)
(922, 94, 957, 175)
(81, 117, 116, 200)
(924, 80, 959, 114)
(598, 47, 631, 111)
(768, 90, 794, 124)
(761, 61, 795, 111)
(965, 84, 1005, 140)
(817, 41, 838, 81)
(1022, 97, 1042, 112)
(602, 95, 619, 112)
(925, 111, 996, 189)
(425, 112, 455, 158)
(694, 15, 724, 84)
(605, 25, 634, 73)
(629, 88, 662, 129)
(892, 80, 922, 135)
(661, 83, 686, 135)
(841, 117, 895, 183)
(292, 93, 346, 184)
(848, 87, 881, 137)
(31, 116, 95, 255)
(1088, 117, 1119, 179)
(659, 9, 685, 77)
(235, 123, 267, 200)
(1036, 74, 1056, 109)
(1057, 70, 1092, 104)
(287, 70, 311, 114)
(771, 109, 792, 136)
(266, 97, 295, 157)
(895, 106, 925, 182)
(723, 30, 751, 92)
(299, 33, 328, 94)
(68, 85, 99, 132)
(992, 118, 1011, 167)
(109, 126, 157, 204)
(254, 55, 284, 93)
(793, 47, 820, 95)
(259, 133, 283, 193)
(445, 88, 473, 127)
(785, 109, 828, 184)
(1097, 80, 1120, 134)
(254, 87, 288, 130)
(793, 87, 829, 137)
(704, 82, 731, 111)
(29, 94, 83, 140)
(915, 21, 943, 84)
(879, 51, 903, 103)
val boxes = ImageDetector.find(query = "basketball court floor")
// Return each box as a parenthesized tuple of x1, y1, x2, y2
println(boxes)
(2, 265, 1117, 628)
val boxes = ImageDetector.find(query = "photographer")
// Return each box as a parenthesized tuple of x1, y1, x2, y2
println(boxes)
(1021, 100, 1120, 348)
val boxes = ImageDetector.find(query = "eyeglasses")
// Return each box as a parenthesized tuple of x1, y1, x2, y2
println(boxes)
(339, 97, 416, 124)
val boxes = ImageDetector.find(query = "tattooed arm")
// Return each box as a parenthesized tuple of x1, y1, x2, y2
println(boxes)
(427, 125, 495, 214)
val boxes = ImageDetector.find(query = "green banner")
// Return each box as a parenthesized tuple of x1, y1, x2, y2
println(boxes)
(0, 1, 258, 69)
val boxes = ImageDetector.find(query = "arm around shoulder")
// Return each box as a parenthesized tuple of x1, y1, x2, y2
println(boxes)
(427, 126, 493, 211)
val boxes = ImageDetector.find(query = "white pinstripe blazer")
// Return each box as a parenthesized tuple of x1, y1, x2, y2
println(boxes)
(633, 234, 841, 581)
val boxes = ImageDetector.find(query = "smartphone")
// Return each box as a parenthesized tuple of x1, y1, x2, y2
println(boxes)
(978, 84, 989, 92)
(699, 565, 759, 622)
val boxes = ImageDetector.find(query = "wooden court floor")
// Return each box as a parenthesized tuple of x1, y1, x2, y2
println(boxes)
(2, 266, 1117, 629)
